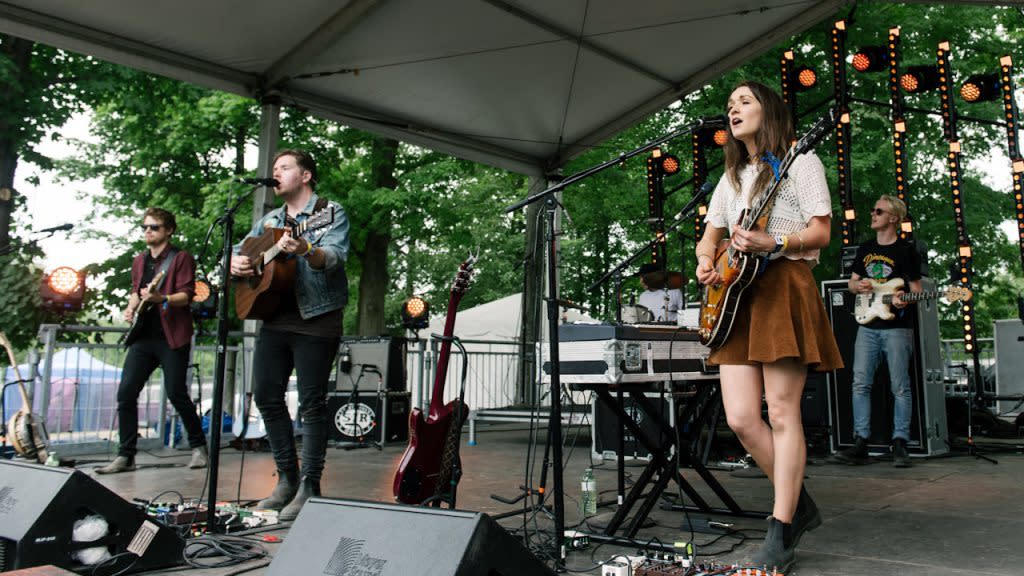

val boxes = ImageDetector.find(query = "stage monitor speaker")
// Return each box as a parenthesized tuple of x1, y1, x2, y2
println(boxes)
(267, 498, 556, 576)
(822, 279, 948, 456)
(0, 460, 184, 574)
(327, 391, 410, 444)
(337, 336, 407, 392)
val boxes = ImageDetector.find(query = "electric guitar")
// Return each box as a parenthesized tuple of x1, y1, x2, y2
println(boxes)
(699, 107, 839, 348)
(234, 206, 335, 320)
(120, 270, 166, 348)
(1, 331, 49, 463)
(393, 255, 476, 505)
(855, 278, 972, 324)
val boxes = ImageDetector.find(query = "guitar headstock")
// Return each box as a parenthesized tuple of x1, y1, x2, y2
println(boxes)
(297, 207, 336, 235)
(945, 285, 973, 302)
(452, 254, 477, 295)
(792, 106, 840, 158)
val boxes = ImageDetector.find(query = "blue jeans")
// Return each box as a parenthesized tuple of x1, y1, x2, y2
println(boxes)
(851, 327, 914, 441)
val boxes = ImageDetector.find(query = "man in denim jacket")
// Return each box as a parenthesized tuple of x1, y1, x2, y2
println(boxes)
(231, 149, 349, 520)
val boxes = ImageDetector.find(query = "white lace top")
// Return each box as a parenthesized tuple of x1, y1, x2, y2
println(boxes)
(704, 152, 832, 262)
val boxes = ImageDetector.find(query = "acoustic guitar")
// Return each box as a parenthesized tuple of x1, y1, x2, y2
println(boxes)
(699, 107, 838, 348)
(120, 269, 166, 348)
(393, 255, 476, 505)
(234, 206, 334, 320)
(855, 279, 971, 325)
(0, 331, 49, 463)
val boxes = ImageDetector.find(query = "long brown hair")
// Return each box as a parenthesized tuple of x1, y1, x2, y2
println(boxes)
(722, 81, 794, 205)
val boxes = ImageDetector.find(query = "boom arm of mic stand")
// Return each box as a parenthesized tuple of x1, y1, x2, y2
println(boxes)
(505, 117, 724, 213)
(587, 186, 712, 293)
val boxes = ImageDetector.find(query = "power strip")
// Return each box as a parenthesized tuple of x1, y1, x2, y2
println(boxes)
(602, 561, 630, 576)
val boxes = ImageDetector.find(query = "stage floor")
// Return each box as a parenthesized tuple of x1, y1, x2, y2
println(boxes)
(70, 425, 1024, 576)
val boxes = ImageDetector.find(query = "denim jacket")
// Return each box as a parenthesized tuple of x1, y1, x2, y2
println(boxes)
(235, 193, 350, 318)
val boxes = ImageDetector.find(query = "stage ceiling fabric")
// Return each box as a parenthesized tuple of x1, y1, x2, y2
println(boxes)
(0, 0, 1005, 175)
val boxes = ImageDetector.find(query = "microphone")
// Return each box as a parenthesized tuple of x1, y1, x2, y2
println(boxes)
(37, 223, 73, 233)
(236, 177, 279, 187)
(672, 180, 716, 221)
(702, 115, 728, 128)
(339, 344, 352, 374)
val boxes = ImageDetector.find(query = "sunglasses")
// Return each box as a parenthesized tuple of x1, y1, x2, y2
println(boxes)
(140, 223, 163, 231)
(872, 208, 888, 216)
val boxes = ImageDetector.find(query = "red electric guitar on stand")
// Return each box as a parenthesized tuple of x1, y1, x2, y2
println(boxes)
(393, 255, 476, 506)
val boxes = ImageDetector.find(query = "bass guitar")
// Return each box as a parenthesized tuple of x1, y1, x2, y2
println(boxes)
(393, 255, 476, 505)
(234, 206, 334, 320)
(120, 270, 166, 348)
(855, 279, 971, 324)
(1, 331, 49, 463)
(699, 107, 839, 348)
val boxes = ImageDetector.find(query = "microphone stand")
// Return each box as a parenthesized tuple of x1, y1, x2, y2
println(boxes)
(505, 117, 719, 570)
(205, 185, 257, 532)
(589, 181, 714, 296)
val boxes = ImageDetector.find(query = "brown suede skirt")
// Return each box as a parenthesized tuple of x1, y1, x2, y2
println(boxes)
(708, 258, 843, 372)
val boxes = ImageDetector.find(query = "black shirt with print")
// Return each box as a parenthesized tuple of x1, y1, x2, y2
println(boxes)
(852, 238, 922, 330)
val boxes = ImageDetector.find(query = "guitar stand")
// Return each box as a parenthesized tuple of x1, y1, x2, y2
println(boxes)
(335, 365, 384, 452)
(490, 393, 558, 521)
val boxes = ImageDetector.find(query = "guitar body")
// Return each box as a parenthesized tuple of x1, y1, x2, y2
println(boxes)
(854, 278, 905, 324)
(393, 399, 470, 505)
(699, 239, 763, 348)
(234, 229, 298, 320)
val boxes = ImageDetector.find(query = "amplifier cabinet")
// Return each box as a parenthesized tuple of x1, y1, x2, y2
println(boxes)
(327, 391, 410, 444)
(822, 279, 948, 456)
(592, 392, 676, 461)
(337, 336, 407, 391)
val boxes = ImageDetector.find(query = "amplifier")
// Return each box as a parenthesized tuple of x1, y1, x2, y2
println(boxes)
(337, 336, 407, 391)
(327, 391, 410, 444)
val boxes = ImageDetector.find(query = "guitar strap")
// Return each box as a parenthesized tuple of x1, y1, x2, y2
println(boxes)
(153, 247, 179, 294)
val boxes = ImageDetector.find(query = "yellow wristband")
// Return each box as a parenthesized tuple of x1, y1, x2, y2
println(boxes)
(300, 239, 313, 257)
(781, 235, 789, 252)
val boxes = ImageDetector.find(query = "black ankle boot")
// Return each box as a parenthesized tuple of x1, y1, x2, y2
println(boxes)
(279, 476, 321, 521)
(750, 516, 795, 573)
(256, 468, 299, 510)
(792, 485, 822, 547)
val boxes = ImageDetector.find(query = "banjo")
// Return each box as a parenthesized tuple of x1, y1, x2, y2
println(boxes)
(1, 331, 49, 463)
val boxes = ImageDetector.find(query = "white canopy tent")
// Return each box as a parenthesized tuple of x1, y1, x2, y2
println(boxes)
(0, 0, 862, 175)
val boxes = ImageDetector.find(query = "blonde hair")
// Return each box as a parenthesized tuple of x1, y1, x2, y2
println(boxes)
(878, 194, 907, 221)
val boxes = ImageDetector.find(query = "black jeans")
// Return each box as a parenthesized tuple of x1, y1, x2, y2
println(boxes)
(252, 328, 339, 482)
(116, 338, 205, 457)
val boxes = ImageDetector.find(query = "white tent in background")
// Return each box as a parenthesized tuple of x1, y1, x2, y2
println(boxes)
(415, 293, 598, 411)
(424, 292, 597, 343)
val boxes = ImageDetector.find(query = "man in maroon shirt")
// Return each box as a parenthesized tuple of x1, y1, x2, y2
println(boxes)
(97, 208, 208, 474)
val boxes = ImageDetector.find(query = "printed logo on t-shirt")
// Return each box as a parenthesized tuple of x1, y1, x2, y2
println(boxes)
(863, 253, 895, 280)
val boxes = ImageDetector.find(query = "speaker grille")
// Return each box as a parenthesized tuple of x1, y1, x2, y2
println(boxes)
(1, 537, 14, 572)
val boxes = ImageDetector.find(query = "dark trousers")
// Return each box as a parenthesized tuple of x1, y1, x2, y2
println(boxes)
(252, 328, 339, 481)
(117, 338, 205, 457)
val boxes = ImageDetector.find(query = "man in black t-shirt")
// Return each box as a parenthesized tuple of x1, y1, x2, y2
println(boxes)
(833, 195, 921, 468)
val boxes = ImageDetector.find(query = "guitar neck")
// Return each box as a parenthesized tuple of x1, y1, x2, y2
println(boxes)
(261, 220, 314, 265)
(428, 291, 464, 417)
(882, 291, 943, 304)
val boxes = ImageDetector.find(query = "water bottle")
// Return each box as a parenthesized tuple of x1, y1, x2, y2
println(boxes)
(45, 451, 59, 467)
(581, 468, 597, 517)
